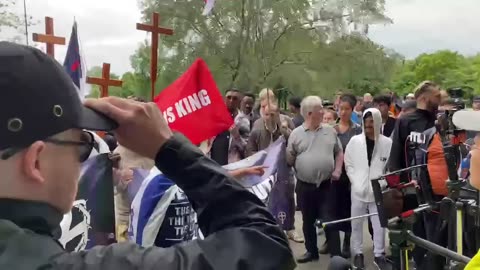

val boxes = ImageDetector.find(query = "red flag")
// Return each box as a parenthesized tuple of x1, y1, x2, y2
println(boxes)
(154, 58, 233, 144)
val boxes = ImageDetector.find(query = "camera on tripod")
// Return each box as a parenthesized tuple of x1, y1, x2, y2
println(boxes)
(447, 87, 466, 111)
(438, 88, 469, 140)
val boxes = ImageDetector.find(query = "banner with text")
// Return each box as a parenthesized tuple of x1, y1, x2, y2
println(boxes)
(129, 168, 201, 248)
(154, 58, 233, 144)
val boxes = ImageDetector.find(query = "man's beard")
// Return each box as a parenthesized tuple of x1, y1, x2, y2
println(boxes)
(427, 101, 439, 114)
(229, 106, 238, 115)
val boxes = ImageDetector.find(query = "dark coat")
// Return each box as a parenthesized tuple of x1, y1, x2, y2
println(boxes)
(382, 116, 397, 137)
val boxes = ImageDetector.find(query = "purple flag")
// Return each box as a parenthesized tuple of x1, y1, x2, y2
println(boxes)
(60, 153, 115, 251)
(267, 142, 295, 231)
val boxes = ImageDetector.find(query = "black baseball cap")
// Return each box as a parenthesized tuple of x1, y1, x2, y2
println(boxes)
(0, 42, 117, 151)
(473, 95, 480, 102)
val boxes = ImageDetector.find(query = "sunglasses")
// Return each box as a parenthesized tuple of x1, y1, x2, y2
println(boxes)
(1, 131, 95, 163)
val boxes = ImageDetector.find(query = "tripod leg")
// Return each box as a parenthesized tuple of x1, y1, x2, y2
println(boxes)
(391, 242, 409, 270)
(457, 208, 463, 256)
(448, 204, 457, 253)
(400, 249, 410, 270)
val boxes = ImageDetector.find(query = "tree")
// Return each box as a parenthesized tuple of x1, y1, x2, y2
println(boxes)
(121, 71, 149, 99)
(391, 50, 480, 97)
(308, 34, 400, 96)
(131, 0, 391, 98)
(0, 0, 21, 31)
(0, 0, 35, 42)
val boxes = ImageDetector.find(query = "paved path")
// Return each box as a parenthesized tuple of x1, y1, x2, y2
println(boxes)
(289, 211, 381, 270)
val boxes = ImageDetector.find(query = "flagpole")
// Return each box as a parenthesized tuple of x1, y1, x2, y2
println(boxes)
(23, 0, 29, 45)
(75, 19, 92, 98)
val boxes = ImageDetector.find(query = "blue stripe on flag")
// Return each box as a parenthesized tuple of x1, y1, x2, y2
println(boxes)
(136, 174, 173, 244)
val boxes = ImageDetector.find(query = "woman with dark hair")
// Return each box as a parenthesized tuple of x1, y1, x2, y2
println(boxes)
(324, 93, 362, 258)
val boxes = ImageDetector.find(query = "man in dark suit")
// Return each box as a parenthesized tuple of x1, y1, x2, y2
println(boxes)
(210, 88, 250, 165)
(288, 96, 304, 128)
(373, 94, 396, 137)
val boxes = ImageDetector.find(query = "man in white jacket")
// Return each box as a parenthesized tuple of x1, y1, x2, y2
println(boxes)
(344, 108, 392, 270)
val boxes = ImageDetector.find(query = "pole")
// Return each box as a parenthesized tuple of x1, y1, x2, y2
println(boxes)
(315, 213, 378, 228)
(23, 0, 29, 45)
(150, 14, 159, 102)
(406, 231, 471, 265)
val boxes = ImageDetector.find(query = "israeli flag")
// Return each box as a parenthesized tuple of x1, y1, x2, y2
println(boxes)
(129, 167, 201, 248)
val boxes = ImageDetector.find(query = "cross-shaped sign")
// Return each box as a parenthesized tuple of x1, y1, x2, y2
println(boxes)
(136, 13, 173, 101)
(32, 16, 66, 57)
(86, 63, 123, 98)
(277, 212, 287, 225)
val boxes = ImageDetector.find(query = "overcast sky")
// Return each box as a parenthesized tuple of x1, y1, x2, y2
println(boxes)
(8, 0, 480, 74)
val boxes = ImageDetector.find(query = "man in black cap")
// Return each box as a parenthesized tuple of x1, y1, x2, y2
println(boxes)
(0, 42, 294, 269)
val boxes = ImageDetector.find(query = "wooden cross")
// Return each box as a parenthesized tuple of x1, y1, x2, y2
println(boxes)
(86, 63, 123, 98)
(32, 17, 66, 57)
(136, 13, 173, 101)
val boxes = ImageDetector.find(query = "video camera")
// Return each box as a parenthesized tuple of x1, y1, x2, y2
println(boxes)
(436, 88, 470, 144)
(447, 87, 466, 110)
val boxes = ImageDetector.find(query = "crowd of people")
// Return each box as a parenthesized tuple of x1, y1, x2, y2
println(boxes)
(201, 87, 408, 269)
(113, 79, 469, 269)
(181, 81, 472, 270)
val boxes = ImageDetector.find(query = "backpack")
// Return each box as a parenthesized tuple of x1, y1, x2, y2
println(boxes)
(415, 127, 449, 197)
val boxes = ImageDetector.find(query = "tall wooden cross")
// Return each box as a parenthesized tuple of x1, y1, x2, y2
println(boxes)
(32, 17, 66, 57)
(136, 13, 173, 101)
(86, 63, 123, 98)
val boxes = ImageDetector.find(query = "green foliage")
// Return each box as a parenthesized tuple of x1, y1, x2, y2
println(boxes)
(308, 34, 401, 97)
(105, 0, 480, 102)
(391, 51, 480, 97)
(120, 0, 395, 100)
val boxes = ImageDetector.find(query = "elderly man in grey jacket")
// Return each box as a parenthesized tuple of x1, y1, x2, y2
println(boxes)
(287, 96, 343, 263)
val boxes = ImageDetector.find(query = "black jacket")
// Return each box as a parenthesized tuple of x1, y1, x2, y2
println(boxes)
(0, 134, 295, 270)
(388, 109, 436, 177)
(382, 116, 396, 137)
(210, 130, 230, 165)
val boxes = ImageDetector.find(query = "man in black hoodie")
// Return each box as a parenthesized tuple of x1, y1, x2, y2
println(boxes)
(0, 42, 294, 270)
(388, 81, 442, 270)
